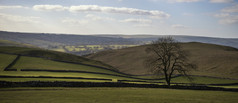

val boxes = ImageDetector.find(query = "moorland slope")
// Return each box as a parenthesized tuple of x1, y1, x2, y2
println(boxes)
(87, 42, 238, 79)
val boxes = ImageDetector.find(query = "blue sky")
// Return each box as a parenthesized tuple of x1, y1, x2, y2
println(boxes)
(0, 0, 238, 38)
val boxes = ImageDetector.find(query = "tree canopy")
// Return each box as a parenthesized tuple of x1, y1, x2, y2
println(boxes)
(145, 37, 197, 86)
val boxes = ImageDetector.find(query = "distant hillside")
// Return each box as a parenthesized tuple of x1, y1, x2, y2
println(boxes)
(96, 35, 238, 48)
(0, 31, 135, 48)
(1, 31, 238, 48)
(0, 39, 34, 47)
(86, 42, 238, 79)
(1, 31, 238, 55)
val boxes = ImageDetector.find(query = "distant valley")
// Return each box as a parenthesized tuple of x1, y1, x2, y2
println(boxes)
(1, 31, 238, 55)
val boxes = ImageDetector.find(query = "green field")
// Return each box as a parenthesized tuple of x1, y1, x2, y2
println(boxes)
(0, 54, 238, 86)
(0, 53, 17, 70)
(0, 87, 237, 103)
(171, 76, 238, 84)
(0, 46, 238, 89)
(0, 39, 34, 47)
(86, 42, 238, 79)
(10, 56, 122, 75)
(1, 28, 238, 103)
(0, 53, 237, 85)
(0, 46, 115, 69)
(0, 71, 137, 81)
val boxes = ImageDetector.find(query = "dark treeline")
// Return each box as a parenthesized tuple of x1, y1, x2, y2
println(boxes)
(0, 81, 238, 92)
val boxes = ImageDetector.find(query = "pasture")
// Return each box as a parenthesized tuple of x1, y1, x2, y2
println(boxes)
(0, 51, 238, 88)
(0, 87, 237, 103)
(0, 46, 238, 91)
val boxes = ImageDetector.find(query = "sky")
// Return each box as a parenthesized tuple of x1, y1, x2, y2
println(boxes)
(0, 0, 238, 38)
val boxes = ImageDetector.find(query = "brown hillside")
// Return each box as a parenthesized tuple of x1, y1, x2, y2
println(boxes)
(86, 42, 238, 79)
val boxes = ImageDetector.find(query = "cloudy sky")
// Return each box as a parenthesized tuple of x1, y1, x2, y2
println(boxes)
(0, 0, 238, 38)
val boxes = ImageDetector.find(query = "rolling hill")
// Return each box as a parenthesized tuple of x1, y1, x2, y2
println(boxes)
(0, 46, 139, 83)
(0, 39, 34, 47)
(0, 46, 116, 71)
(86, 42, 238, 79)
(1, 46, 237, 86)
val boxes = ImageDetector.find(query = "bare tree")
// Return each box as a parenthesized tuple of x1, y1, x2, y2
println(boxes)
(145, 37, 197, 86)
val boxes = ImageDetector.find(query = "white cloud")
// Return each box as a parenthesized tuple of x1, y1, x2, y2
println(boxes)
(209, 0, 233, 3)
(0, 13, 40, 23)
(61, 18, 88, 25)
(85, 14, 115, 21)
(150, 0, 202, 2)
(120, 18, 152, 27)
(33, 5, 68, 11)
(218, 17, 238, 24)
(133, 24, 152, 27)
(214, 13, 238, 24)
(218, 15, 238, 24)
(214, 13, 230, 18)
(214, 4, 238, 24)
(171, 24, 187, 28)
(182, 13, 194, 16)
(120, 18, 152, 24)
(168, 0, 202, 3)
(0, 5, 29, 9)
(149, 0, 160, 2)
(222, 4, 238, 13)
(32, 5, 169, 19)
(85, 14, 102, 21)
(69, 5, 170, 19)
(153, 0, 233, 3)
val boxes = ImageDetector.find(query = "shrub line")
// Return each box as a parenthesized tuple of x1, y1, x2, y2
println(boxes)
(0, 81, 238, 92)
(0, 75, 112, 81)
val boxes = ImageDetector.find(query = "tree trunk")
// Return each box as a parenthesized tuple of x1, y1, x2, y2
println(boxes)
(164, 72, 171, 87)
(164, 69, 171, 87)
(166, 79, 171, 87)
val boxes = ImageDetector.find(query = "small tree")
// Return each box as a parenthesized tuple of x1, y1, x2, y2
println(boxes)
(145, 37, 197, 86)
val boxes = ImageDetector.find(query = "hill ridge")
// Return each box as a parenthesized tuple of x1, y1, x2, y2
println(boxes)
(86, 42, 238, 79)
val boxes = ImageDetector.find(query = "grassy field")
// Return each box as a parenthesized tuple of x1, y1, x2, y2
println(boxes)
(1, 36, 238, 103)
(0, 53, 17, 70)
(1, 71, 237, 86)
(0, 53, 237, 85)
(0, 46, 238, 88)
(171, 76, 238, 84)
(0, 39, 34, 47)
(10, 56, 122, 75)
(86, 42, 238, 79)
(0, 46, 115, 70)
(0, 87, 237, 103)
(0, 71, 137, 81)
